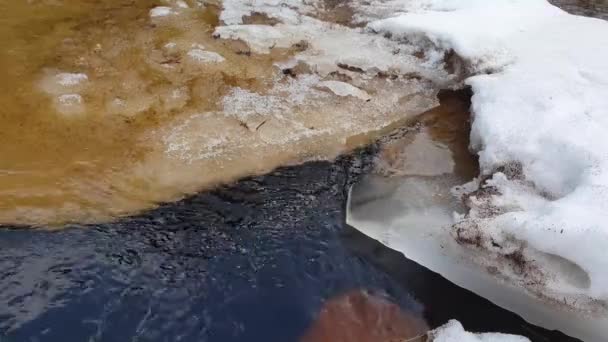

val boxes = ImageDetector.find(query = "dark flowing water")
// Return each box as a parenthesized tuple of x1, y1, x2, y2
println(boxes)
(0, 143, 578, 342)
(1, 153, 388, 342)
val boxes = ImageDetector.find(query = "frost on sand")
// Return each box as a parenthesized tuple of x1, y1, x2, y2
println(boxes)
(348, 0, 608, 341)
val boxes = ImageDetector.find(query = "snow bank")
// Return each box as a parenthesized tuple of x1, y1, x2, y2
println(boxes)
(370, 0, 608, 311)
(347, 0, 608, 340)
(429, 320, 529, 342)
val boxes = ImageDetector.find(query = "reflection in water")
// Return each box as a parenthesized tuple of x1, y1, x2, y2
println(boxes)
(349, 89, 477, 231)
(347, 91, 477, 291)
(374, 89, 477, 180)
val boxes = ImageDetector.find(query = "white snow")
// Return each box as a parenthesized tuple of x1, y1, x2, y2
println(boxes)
(368, 0, 608, 308)
(54, 94, 85, 116)
(164, 42, 177, 50)
(215, 24, 301, 54)
(347, 0, 608, 341)
(213, 0, 452, 82)
(57, 94, 83, 104)
(429, 320, 529, 342)
(175, 0, 189, 9)
(186, 49, 225, 63)
(38, 71, 89, 116)
(149, 6, 175, 18)
(219, 0, 312, 25)
(215, 18, 447, 82)
(316, 81, 371, 101)
(192, 0, 441, 170)
(55, 73, 88, 87)
(39, 71, 88, 95)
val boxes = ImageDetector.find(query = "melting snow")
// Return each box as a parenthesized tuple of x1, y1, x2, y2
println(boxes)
(55, 73, 88, 87)
(316, 81, 371, 101)
(39, 71, 88, 96)
(149, 6, 175, 17)
(349, 0, 608, 340)
(54, 94, 85, 116)
(186, 49, 225, 63)
(429, 320, 529, 342)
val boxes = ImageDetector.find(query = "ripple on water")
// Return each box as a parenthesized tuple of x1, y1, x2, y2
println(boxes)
(0, 153, 429, 341)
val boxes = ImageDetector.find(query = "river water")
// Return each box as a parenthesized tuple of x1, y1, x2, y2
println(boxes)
(0, 93, 577, 342)
(1, 1, 606, 341)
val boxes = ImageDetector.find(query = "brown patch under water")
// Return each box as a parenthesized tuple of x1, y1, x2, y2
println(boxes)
(301, 290, 428, 342)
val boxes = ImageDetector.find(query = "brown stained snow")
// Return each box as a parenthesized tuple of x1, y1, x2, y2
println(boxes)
(0, 0, 438, 226)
